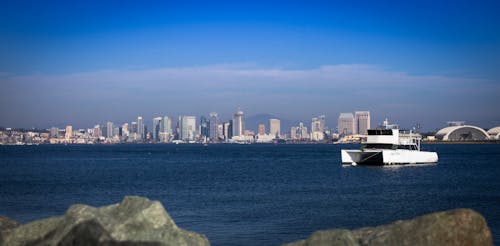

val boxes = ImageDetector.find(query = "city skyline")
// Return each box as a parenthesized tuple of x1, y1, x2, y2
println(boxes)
(1, 1, 499, 130)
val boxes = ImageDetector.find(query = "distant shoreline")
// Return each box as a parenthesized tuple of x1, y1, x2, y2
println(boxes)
(1, 141, 500, 146)
(422, 141, 500, 145)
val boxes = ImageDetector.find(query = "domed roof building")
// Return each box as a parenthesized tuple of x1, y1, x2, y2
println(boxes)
(435, 125, 489, 141)
(487, 126, 500, 140)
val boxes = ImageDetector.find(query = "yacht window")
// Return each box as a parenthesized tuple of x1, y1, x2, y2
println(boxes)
(363, 144, 394, 149)
(368, 130, 393, 135)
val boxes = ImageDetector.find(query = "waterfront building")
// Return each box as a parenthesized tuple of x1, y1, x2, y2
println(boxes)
(223, 121, 232, 140)
(217, 124, 223, 139)
(311, 115, 326, 141)
(269, 119, 280, 138)
(200, 116, 209, 138)
(291, 122, 309, 140)
(338, 113, 354, 136)
(137, 116, 144, 140)
(298, 122, 308, 140)
(258, 124, 266, 135)
(488, 126, 500, 140)
(131, 122, 137, 133)
(122, 123, 129, 137)
(232, 109, 244, 137)
(179, 116, 196, 141)
(159, 116, 172, 143)
(130, 122, 137, 141)
(50, 127, 58, 138)
(209, 112, 218, 141)
(93, 125, 100, 138)
(106, 121, 114, 138)
(435, 124, 489, 141)
(65, 125, 72, 140)
(290, 127, 297, 139)
(152, 117, 162, 143)
(354, 111, 370, 135)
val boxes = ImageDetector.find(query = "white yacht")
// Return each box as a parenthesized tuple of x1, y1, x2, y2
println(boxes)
(341, 128, 438, 166)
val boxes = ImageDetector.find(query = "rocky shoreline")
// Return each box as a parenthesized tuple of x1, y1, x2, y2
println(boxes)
(0, 196, 493, 246)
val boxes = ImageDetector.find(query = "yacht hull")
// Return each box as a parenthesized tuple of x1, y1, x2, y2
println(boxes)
(341, 149, 438, 165)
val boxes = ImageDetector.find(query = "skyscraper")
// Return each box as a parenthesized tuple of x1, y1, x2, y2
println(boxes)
(130, 122, 136, 133)
(152, 117, 162, 143)
(162, 116, 172, 134)
(298, 122, 308, 140)
(137, 116, 143, 140)
(160, 116, 172, 143)
(269, 119, 280, 138)
(223, 121, 232, 140)
(232, 109, 244, 137)
(338, 113, 354, 136)
(311, 115, 326, 141)
(93, 125, 100, 138)
(65, 125, 72, 140)
(122, 123, 129, 137)
(107, 121, 114, 138)
(258, 124, 266, 135)
(209, 112, 218, 141)
(179, 116, 196, 141)
(354, 111, 371, 135)
(50, 127, 58, 138)
(200, 116, 209, 138)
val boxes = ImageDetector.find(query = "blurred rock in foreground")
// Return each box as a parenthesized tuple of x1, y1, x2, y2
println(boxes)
(0, 215, 21, 239)
(283, 208, 492, 246)
(0, 196, 209, 246)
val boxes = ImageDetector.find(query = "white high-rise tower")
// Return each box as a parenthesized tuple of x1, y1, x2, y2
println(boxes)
(232, 109, 244, 137)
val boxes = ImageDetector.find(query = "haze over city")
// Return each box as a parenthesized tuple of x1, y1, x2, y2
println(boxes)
(1, 1, 499, 131)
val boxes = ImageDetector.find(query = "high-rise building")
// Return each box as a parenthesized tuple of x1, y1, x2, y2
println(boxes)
(50, 127, 58, 138)
(290, 126, 298, 139)
(291, 123, 309, 140)
(354, 111, 371, 135)
(137, 116, 143, 140)
(179, 116, 196, 141)
(209, 112, 218, 140)
(106, 121, 114, 138)
(162, 116, 172, 134)
(232, 109, 244, 137)
(122, 123, 129, 137)
(152, 117, 162, 143)
(311, 115, 326, 141)
(223, 121, 231, 140)
(65, 125, 72, 140)
(298, 122, 308, 140)
(200, 116, 209, 138)
(160, 116, 172, 143)
(338, 113, 354, 136)
(217, 124, 223, 139)
(131, 122, 137, 133)
(269, 119, 280, 138)
(93, 125, 100, 137)
(258, 124, 266, 135)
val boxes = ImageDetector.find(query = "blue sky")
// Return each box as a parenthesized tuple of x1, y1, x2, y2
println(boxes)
(1, 0, 499, 131)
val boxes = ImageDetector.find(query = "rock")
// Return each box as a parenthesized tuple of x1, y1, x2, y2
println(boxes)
(283, 208, 493, 246)
(1, 196, 210, 246)
(0, 215, 21, 238)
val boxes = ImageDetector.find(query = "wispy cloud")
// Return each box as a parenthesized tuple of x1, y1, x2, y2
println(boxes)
(1, 64, 498, 129)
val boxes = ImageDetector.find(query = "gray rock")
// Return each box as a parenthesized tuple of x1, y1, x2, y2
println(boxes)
(1, 196, 209, 246)
(283, 208, 493, 246)
(0, 215, 21, 239)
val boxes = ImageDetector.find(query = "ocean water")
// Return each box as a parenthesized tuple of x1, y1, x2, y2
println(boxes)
(0, 144, 499, 245)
